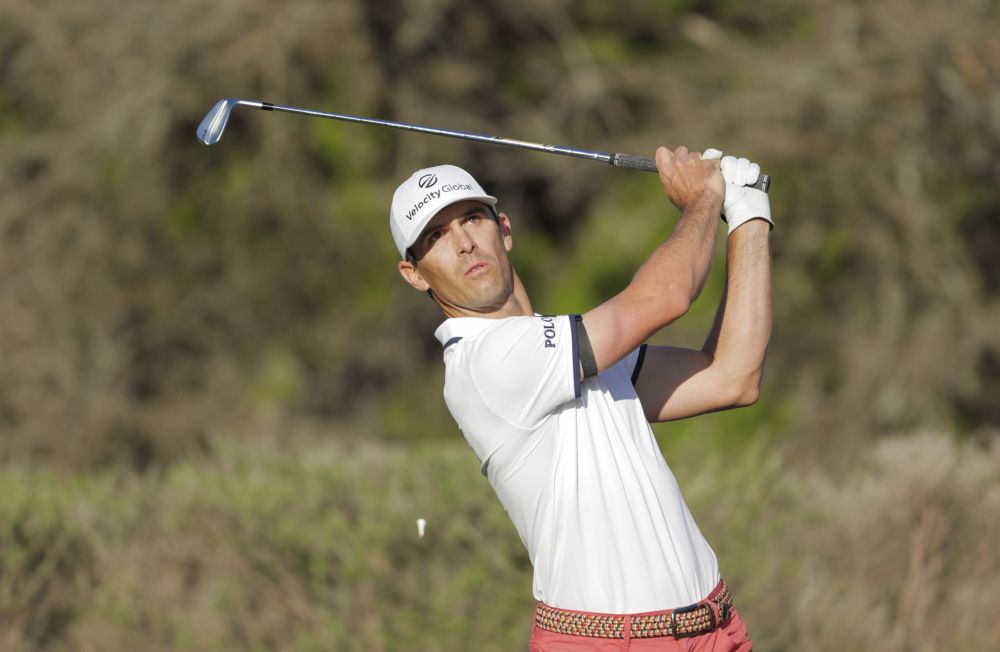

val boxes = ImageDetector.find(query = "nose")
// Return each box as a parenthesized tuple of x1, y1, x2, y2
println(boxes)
(455, 223, 476, 254)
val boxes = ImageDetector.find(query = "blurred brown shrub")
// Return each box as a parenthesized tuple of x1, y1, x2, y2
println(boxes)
(0, 0, 997, 469)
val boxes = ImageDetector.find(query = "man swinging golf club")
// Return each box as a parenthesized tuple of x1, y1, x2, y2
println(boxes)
(391, 145, 771, 651)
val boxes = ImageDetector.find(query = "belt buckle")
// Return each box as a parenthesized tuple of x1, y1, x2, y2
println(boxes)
(669, 603, 713, 639)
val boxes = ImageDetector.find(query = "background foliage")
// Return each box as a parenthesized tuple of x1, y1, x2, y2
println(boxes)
(0, 0, 997, 649)
(2, 435, 997, 651)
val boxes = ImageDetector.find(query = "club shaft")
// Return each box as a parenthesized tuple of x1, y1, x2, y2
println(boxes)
(208, 99, 770, 192)
(256, 101, 614, 164)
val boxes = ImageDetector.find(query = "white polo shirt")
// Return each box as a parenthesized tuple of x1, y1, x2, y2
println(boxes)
(434, 314, 720, 614)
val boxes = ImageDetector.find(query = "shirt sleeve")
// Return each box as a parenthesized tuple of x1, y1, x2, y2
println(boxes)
(623, 343, 648, 386)
(466, 315, 581, 428)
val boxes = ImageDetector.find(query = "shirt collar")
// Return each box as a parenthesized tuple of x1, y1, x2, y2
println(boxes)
(434, 317, 502, 348)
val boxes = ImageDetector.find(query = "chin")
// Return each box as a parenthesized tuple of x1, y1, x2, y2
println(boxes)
(468, 286, 513, 312)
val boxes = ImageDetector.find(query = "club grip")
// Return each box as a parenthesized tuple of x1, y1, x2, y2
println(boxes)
(610, 152, 659, 172)
(610, 152, 771, 193)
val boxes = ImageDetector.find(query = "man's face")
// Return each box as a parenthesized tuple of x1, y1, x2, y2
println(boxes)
(398, 200, 515, 315)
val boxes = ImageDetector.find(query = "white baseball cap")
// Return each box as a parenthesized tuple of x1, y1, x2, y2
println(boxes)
(389, 164, 497, 259)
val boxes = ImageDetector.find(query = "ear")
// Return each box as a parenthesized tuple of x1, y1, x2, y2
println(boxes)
(398, 259, 430, 292)
(498, 212, 513, 253)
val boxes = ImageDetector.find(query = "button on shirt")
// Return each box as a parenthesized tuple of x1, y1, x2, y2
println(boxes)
(434, 314, 720, 614)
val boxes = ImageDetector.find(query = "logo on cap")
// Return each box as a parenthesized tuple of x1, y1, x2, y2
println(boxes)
(418, 174, 438, 188)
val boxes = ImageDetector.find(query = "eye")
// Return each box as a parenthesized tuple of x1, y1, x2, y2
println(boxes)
(427, 230, 443, 244)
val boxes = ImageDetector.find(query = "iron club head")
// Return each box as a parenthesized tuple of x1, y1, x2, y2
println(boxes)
(196, 98, 238, 145)
(196, 98, 268, 145)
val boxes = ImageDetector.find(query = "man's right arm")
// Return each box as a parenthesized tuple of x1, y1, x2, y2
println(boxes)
(581, 146, 724, 371)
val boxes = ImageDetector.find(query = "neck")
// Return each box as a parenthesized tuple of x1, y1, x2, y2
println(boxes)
(439, 269, 533, 319)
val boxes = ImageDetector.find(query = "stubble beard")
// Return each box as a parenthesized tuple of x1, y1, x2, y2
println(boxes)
(443, 259, 515, 315)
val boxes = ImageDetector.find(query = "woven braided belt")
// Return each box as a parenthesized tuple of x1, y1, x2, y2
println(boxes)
(534, 580, 733, 640)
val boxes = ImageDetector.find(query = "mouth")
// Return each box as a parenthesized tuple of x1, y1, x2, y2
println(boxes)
(464, 261, 490, 277)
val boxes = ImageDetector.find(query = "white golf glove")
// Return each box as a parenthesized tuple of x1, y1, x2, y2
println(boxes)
(703, 149, 772, 235)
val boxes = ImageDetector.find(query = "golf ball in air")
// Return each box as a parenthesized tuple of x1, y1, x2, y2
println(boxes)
(417, 518, 426, 538)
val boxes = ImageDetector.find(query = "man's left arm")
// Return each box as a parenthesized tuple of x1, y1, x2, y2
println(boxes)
(633, 217, 772, 423)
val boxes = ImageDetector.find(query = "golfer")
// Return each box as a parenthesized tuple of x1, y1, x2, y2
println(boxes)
(390, 146, 771, 651)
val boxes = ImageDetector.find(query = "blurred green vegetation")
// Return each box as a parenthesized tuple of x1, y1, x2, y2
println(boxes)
(1, 0, 998, 648)
(1, 0, 997, 467)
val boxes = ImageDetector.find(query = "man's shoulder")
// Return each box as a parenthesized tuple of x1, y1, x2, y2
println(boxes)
(440, 314, 581, 428)
(440, 314, 572, 352)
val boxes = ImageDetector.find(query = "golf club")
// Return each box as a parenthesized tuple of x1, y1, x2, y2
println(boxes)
(196, 98, 771, 192)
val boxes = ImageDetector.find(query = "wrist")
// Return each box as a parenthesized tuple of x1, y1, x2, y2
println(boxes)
(727, 217, 771, 238)
(683, 189, 724, 218)
(723, 185, 772, 235)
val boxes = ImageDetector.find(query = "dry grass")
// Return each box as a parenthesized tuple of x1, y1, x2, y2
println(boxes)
(1, 431, 997, 651)
(683, 431, 1000, 650)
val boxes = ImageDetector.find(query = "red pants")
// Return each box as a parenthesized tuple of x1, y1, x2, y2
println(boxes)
(529, 605, 752, 651)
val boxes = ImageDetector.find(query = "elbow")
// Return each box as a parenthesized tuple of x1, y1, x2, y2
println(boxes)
(733, 385, 760, 408)
(728, 371, 763, 408)
(622, 277, 693, 328)
(655, 287, 692, 324)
